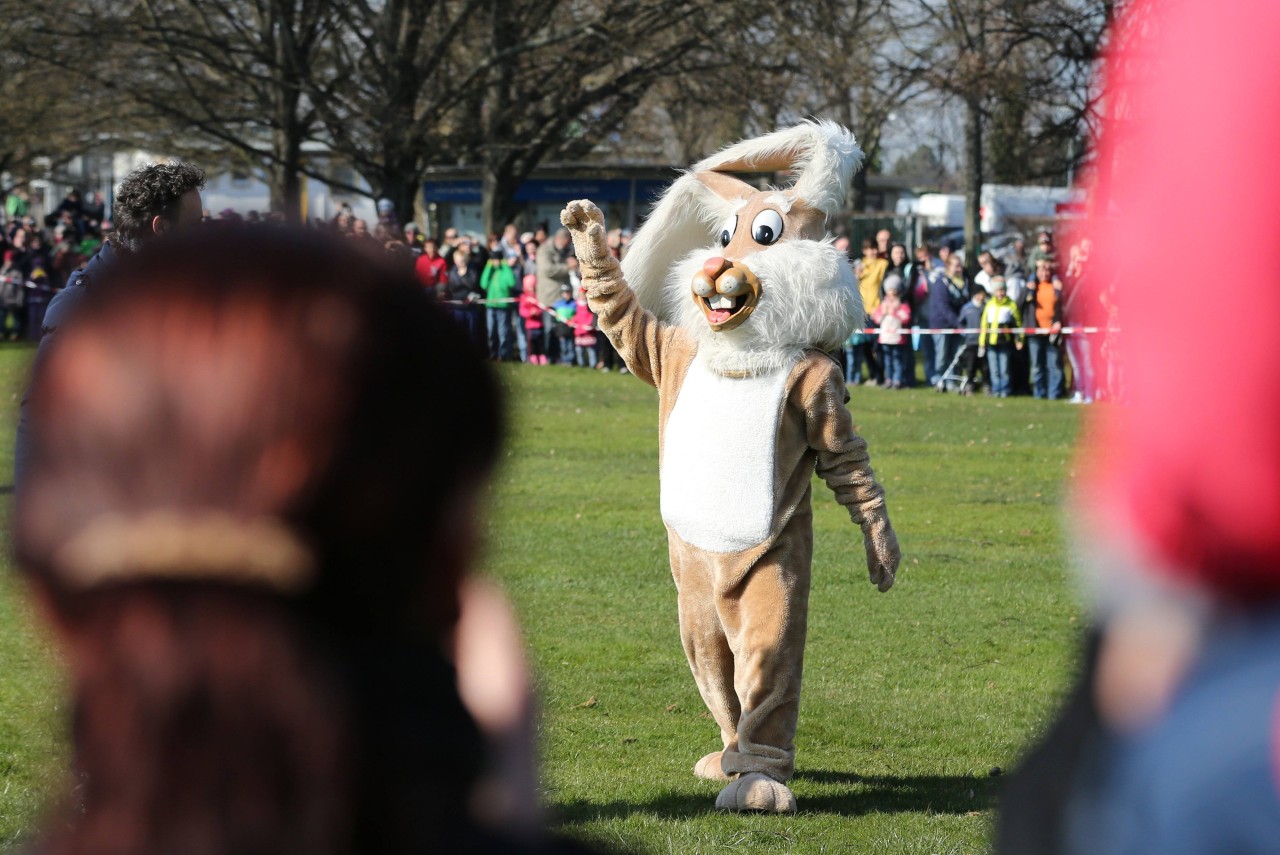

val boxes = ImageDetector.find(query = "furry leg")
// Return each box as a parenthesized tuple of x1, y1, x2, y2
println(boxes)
(717, 525, 813, 785)
(670, 538, 742, 773)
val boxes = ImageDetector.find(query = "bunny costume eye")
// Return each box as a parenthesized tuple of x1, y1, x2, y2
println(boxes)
(751, 210, 784, 245)
(718, 216, 737, 248)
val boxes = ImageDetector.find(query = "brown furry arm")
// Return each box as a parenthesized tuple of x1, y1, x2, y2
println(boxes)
(560, 200, 679, 387)
(806, 359, 901, 592)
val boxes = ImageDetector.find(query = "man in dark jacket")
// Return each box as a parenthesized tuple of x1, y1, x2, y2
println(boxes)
(904, 243, 942, 385)
(535, 229, 571, 363)
(43, 162, 205, 336)
(926, 253, 971, 391)
(15, 162, 205, 486)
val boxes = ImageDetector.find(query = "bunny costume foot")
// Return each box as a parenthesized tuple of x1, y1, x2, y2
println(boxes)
(694, 751, 732, 781)
(715, 773, 798, 814)
(560, 121, 900, 813)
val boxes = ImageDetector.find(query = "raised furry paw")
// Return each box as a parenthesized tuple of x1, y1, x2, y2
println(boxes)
(694, 751, 731, 781)
(560, 199, 604, 232)
(559, 199, 611, 268)
(714, 772, 797, 813)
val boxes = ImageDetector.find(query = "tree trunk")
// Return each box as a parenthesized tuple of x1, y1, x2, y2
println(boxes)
(850, 167, 868, 214)
(270, 121, 304, 223)
(480, 165, 520, 239)
(266, 159, 302, 223)
(478, 0, 519, 239)
(841, 98, 866, 215)
(376, 168, 420, 231)
(963, 95, 983, 275)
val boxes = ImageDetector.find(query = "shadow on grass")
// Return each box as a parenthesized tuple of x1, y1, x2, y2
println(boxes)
(794, 769, 999, 815)
(553, 791, 711, 825)
(553, 770, 998, 822)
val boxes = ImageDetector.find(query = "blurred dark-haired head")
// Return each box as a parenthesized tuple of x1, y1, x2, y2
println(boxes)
(20, 225, 503, 632)
(15, 226, 505, 854)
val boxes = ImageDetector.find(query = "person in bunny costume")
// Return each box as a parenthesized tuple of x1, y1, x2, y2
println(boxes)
(560, 120, 901, 814)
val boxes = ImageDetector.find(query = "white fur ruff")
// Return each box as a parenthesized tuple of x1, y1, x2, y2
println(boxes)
(665, 239, 864, 376)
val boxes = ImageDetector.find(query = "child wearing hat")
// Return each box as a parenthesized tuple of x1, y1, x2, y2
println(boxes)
(871, 274, 912, 389)
(551, 284, 577, 365)
(978, 276, 1024, 397)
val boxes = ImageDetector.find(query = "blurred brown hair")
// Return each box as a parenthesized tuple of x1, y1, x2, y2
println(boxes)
(16, 227, 503, 854)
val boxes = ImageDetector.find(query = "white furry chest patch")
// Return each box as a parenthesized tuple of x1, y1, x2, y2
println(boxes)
(660, 352, 791, 553)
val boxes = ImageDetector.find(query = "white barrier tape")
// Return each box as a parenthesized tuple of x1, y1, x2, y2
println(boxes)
(857, 326, 1115, 335)
(438, 296, 597, 334)
(437, 296, 522, 307)
(431, 298, 1116, 337)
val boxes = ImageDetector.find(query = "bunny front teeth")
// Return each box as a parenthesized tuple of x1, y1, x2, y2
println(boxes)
(691, 259, 762, 331)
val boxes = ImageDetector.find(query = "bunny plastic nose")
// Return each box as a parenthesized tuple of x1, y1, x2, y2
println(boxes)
(703, 257, 729, 279)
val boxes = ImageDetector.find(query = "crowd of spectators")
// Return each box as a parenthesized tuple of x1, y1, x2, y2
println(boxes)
(232, 199, 632, 370)
(840, 226, 1114, 403)
(394, 214, 633, 371)
(0, 188, 627, 369)
(1, 187, 110, 339)
(396, 212, 1114, 403)
(3, 186, 1118, 401)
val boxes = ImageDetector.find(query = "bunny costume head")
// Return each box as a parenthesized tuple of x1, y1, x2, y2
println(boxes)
(621, 120, 864, 375)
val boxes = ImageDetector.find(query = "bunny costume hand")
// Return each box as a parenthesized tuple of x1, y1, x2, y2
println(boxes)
(560, 200, 620, 283)
(862, 512, 900, 592)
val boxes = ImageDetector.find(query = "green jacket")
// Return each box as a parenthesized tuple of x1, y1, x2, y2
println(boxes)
(5, 194, 28, 219)
(479, 260, 520, 303)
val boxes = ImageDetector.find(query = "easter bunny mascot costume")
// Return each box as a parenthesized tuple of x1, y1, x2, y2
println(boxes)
(560, 120, 900, 814)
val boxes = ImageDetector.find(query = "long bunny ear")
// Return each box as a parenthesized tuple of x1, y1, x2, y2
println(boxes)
(620, 120, 862, 317)
(620, 172, 747, 316)
(692, 119, 863, 218)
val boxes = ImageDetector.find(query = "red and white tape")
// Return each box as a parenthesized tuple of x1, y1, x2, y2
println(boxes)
(432, 297, 1116, 337)
(857, 326, 1113, 335)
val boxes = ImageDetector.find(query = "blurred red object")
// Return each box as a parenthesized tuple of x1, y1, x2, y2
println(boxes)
(1085, 0, 1280, 600)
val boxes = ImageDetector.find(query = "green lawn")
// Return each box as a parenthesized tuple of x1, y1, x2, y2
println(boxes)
(0, 353, 1086, 854)
(490, 364, 1085, 853)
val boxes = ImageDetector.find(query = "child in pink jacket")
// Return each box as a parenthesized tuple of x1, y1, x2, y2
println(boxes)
(570, 288, 599, 368)
(518, 275, 546, 364)
(872, 276, 912, 388)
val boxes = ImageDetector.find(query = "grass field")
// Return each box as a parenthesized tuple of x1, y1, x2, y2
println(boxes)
(0, 352, 1087, 854)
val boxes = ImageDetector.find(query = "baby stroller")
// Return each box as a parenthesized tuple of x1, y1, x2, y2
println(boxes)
(939, 342, 980, 394)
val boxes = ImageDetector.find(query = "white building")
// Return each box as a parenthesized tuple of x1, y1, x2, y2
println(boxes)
(21, 149, 379, 228)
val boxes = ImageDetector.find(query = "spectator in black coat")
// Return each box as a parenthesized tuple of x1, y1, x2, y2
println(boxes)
(444, 247, 486, 354)
(926, 253, 972, 391)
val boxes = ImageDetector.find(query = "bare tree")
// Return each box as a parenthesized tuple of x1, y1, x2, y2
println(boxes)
(314, 0, 483, 222)
(614, 75, 756, 167)
(608, 6, 799, 168)
(0, 3, 120, 199)
(890, 0, 1113, 265)
(311, 0, 758, 234)
(774, 0, 926, 213)
(890, 0, 1001, 263)
(29, 0, 341, 221)
(996, 0, 1116, 183)
(466, 0, 743, 235)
